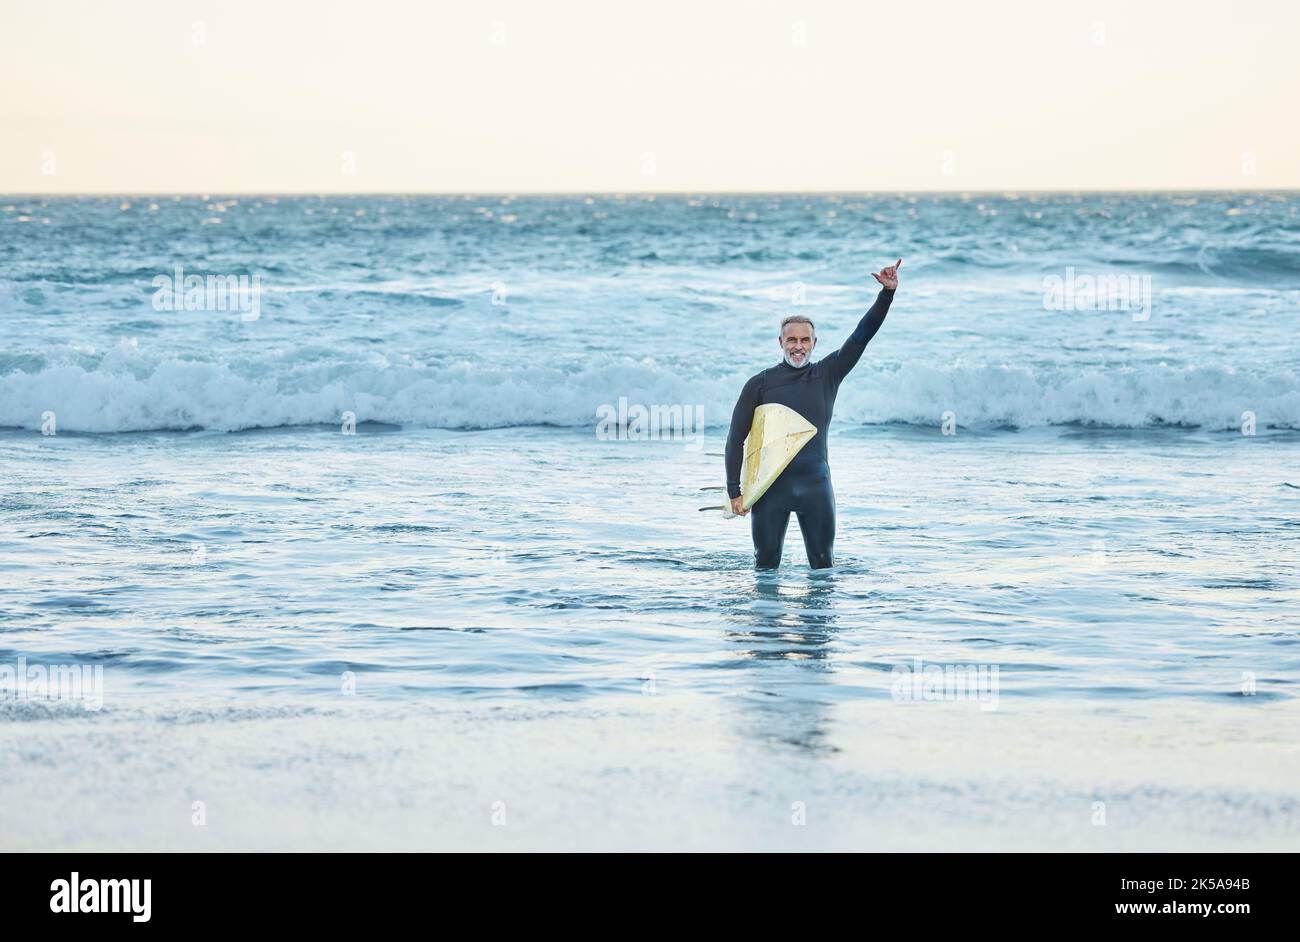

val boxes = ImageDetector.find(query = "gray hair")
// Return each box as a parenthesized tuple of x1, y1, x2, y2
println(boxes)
(780, 314, 816, 336)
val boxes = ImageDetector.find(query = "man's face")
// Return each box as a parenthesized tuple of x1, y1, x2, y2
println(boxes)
(780, 322, 816, 367)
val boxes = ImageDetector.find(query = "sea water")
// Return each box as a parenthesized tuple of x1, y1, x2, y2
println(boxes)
(2, 193, 1298, 850)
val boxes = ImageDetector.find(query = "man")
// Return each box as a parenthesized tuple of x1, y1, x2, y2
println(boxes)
(725, 259, 901, 569)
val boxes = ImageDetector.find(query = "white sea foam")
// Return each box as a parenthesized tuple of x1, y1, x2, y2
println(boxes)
(3, 354, 1295, 432)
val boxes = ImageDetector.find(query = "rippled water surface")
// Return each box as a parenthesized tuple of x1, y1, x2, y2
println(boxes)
(2, 194, 1298, 849)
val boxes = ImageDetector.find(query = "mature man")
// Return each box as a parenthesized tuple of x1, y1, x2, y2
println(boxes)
(724, 260, 901, 569)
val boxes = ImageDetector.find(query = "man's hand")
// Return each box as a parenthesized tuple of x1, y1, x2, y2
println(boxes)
(730, 495, 748, 517)
(872, 258, 902, 291)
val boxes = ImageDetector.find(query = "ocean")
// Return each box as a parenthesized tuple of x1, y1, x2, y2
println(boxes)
(2, 192, 1298, 850)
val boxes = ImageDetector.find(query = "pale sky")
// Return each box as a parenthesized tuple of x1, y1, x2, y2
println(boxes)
(3, 0, 1297, 192)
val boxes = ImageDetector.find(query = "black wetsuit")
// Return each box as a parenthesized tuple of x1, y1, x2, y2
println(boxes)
(725, 287, 895, 569)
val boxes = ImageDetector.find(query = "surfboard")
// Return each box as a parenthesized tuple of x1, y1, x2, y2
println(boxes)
(699, 403, 817, 517)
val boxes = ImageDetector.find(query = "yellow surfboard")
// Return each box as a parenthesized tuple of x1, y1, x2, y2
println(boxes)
(700, 403, 817, 517)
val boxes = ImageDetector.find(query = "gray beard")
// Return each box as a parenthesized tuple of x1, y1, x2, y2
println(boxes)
(783, 352, 811, 368)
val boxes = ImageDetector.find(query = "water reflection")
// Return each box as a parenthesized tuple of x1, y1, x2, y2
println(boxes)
(722, 569, 845, 757)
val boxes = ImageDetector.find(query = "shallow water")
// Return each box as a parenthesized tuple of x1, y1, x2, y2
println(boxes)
(4, 425, 1299, 849)
(5, 423, 1298, 701)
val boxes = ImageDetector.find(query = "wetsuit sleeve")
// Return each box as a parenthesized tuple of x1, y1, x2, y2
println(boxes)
(725, 373, 762, 500)
(825, 287, 894, 383)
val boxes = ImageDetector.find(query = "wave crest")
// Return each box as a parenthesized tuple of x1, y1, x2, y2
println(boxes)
(2, 355, 1296, 433)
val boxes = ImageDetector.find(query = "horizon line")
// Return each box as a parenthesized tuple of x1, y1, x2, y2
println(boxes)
(4, 187, 1298, 199)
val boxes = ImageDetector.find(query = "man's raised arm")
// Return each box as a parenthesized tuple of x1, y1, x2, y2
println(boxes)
(826, 259, 901, 383)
